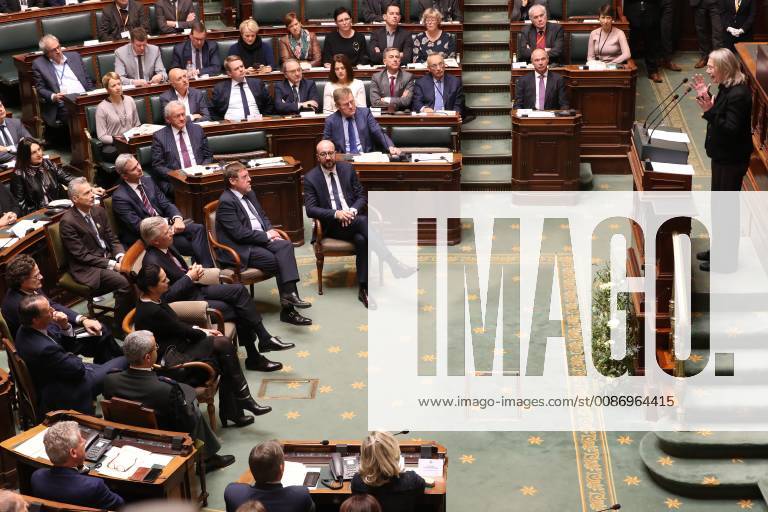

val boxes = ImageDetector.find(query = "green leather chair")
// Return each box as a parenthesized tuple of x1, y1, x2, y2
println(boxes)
(134, 96, 148, 123)
(97, 53, 116, 77)
(81, 55, 95, 82)
(390, 126, 454, 151)
(569, 32, 590, 64)
(148, 4, 159, 35)
(566, 0, 604, 18)
(137, 144, 153, 169)
(160, 45, 175, 71)
(410, 2, 425, 22)
(305, 0, 352, 21)
(257, 0, 299, 25)
(217, 39, 238, 64)
(0, 21, 39, 85)
(362, 80, 372, 107)
(208, 131, 269, 161)
(549, 0, 563, 19)
(261, 36, 276, 65)
(41, 13, 93, 47)
(150, 95, 164, 125)
(315, 34, 326, 50)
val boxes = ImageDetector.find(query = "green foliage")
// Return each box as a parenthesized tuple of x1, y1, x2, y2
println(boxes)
(591, 266, 639, 377)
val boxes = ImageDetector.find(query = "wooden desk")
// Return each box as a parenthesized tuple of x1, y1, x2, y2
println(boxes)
(511, 111, 581, 190)
(509, 20, 630, 63)
(63, 69, 461, 176)
(168, 156, 304, 244)
(236, 439, 447, 511)
(1, 410, 202, 504)
(510, 64, 637, 173)
(0, 370, 15, 489)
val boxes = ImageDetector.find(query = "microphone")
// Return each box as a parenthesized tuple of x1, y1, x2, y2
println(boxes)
(644, 78, 688, 130)
(649, 87, 693, 139)
(392, 430, 410, 436)
(596, 505, 621, 512)
(412, 156, 449, 163)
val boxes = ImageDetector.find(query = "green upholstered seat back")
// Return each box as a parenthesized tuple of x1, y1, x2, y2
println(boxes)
(160, 45, 175, 70)
(41, 12, 93, 46)
(549, 0, 563, 19)
(148, 4, 159, 35)
(257, 0, 299, 25)
(390, 126, 452, 147)
(137, 144, 153, 169)
(208, 131, 267, 154)
(47, 222, 69, 272)
(217, 39, 238, 64)
(133, 97, 147, 124)
(150, 95, 164, 125)
(305, 0, 352, 21)
(85, 105, 99, 137)
(97, 53, 116, 76)
(566, 0, 604, 18)
(0, 21, 40, 85)
(569, 32, 590, 63)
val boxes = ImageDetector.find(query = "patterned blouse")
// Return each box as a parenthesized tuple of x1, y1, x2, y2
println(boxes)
(411, 31, 456, 63)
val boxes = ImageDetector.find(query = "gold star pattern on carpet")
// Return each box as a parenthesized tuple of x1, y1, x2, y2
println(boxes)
(286, 411, 300, 420)
(421, 354, 436, 362)
(351, 381, 366, 389)
(327, 345, 342, 353)
(417, 288, 426, 295)
(340, 411, 356, 420)
(296, 351, 310, 358)
(658, 456, 675, 466)
(270, 288, 279, 295)
(358, 324, 368, 332)
(696, 430, 713, 437)
(357, 351, 368, 358)
(665, 498, 682, 509)
(623, 476, 640, 486)
(286, 381, 301, 389)
(527, 436, 543, 445)
(308, 325, 321, 332)
(280, 365, 293, 373)
(688, 354, 704, 363)
(738, 499, 754, 509)
(702, 476, 720, 486)
(732, 458, 744, 464)
(461, 245, 473, 252)
(319, 385, 333, 393)
(467, 294, 478, 301)
(473, 327, 485, 334)
(421, 304, 435, 312)
(459, 454, 475, 464)
(617, 435, 633, 445)
(520, 486, 537, 496)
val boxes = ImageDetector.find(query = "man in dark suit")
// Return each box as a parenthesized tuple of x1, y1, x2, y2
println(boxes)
(518, 4, 564, 65)
(368, 4, 414, 64)
(2, 255, 122, 363)
(304, 140, 414, 308)
(360, 0, 399, 22)
(514, 48, 569, 110)
(104, 330, 235, 471)
(150, 100, 213, 195)
(370, 48, 414, 111)
(155, 0, 196, 34)
(31, 421, 125, 509)
(15, 295, 127, 414)
(160, 68, 211, 122)
(212, 56, 274, 121)
(214, 163, 312, 326)
(224, 440, 314, 512)
(413, 0, 462, 21)
(59, 177, 134, 326)
(691, 0, 722, 69)
(97, 0, 149, 41)
(323, 87, 400, 155)
(32, 35, 95, 128)
(273, 59, 320, 115)
(112, 153, 213, 266)
(624, 0, 662, 81)
(140, 216, 293, 371)
(0, 98, 30, 164)
(412, 53, 464, 116)
(171, 22, 221, 77)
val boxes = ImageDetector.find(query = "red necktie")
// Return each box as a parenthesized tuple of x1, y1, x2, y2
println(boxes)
(178, 130, 192, 168)
(536, 31, 546, 49)
(389, 76, 395, 97)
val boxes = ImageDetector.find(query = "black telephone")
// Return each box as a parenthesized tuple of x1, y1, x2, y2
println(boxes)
(330, 453, 359, 481)
(85, 437, 112, 462)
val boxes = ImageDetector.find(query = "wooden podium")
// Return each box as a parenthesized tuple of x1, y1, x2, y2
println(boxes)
(511, 111, 582, 190)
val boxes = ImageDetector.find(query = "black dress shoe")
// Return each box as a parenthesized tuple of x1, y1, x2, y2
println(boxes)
(204, 454, 236, 472)
(245, 356, 283, 372)
(700, 261, 710, 272)
(259, 335, 295, 352)
(280, 308, 312, 326)
(237, 396, 272, 416)
(358, 288, 377, 310)
(219, 413, 254, 428)
(696, 250, 710, 261)
(390, 260, 417, 278)
(280, 292, 311, 309)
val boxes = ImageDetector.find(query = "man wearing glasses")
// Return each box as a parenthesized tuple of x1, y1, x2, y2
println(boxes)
(323, 87, 400, 155)
(322, 7, 370, 67)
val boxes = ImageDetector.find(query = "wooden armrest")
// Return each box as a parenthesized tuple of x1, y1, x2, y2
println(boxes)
(206, 308, 226, 333)
(207, 232, 243, 278)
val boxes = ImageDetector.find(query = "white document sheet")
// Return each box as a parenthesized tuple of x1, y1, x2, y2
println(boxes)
(650, 130, 691, 144)
(15, 429, 50, 460)
(650, 161, 695, 175)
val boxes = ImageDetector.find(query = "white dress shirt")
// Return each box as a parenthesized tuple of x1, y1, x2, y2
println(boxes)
(172, 125, 197, 167)
(321, 166, 352, 211)
(225, 79, 260, 121)
(175, 90, 192, 116)
(51, 56, 86, 99)
(76, 207, 123, 269)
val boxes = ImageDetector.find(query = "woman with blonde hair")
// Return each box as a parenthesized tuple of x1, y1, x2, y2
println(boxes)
(412, 8, 456, 63)
(323, 54, 366, 113)
(228, 18, 274, 73)
(95, 71, 140, 162)
(278, 11, 321, 67)
(351, 431, 425, 512)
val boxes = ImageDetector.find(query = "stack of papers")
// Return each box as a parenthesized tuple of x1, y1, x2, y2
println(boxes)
(249, 156, 286, 167)
(281, 461, 319, 487)
(197, 120, 220, 127)
(15, 429, 49, 460)
(650, 161, 695, 175)
(415, 458, 444, 478)
(10, 219, 48, 238)
(96, 445, 173, 479)
(0, 238, 18, 249)
(353, 152, 390, 163)
(650, 130, 691, 144)
(85, 88, 107, 95)
(181, 164, 219, 176)
(123, 124, 164, 139)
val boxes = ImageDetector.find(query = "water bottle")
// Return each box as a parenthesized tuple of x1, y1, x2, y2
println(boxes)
(186, 60, 195, 78)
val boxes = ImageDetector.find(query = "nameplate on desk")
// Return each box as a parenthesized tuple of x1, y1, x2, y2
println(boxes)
(85, 87, 107, 96)
(123, 124, 164, 140)
(248, 157, 286, 167)
(353, 152, 390, 163)
(320, 21, 336, 26)
(181, 165, 219, 176)
(444, 58, 459, 68)
(586, 61, 608, 71)
(650, 161, 694, 175)
(407, 63, 427, 70)
(197, 120, 220, 127)
(512, 62, 529, 69)
(416, 458, 444, 478)
(299, 111, 318, 118)
(515, 109, 555, 118)
(83, 39, 100, 47)
(582, 18, 599, 23)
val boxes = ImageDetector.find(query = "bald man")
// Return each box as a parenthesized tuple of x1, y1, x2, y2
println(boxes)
(159, 68, 211, 122)
(513, 49, 568, 110)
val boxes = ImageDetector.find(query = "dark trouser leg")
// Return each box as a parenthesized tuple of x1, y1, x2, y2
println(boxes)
(694, 5, 713, 57)
(92, 270, 134, 327)
(202, 284, 270, 358)
(246, 239, 301, 295)
(708, 1, 724, 51)
(642, 4, 661, 73)
(711, 160, 747, 272)
(327, 215, 372, 286)
(192, 406, 221, 457)
(659, 0, 676, 58)
(67, 326, 123, 364)
(173, 223, 214, 268)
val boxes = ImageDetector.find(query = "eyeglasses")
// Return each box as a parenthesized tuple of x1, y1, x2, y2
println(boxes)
(318, 151, 336, 157)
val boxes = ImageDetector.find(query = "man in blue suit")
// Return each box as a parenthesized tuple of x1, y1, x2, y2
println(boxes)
(14, 295, 127, 415)
(31, 421, 125, 509)
(215, 163, 312, 326)
(170, 21, 222, 77)
(412, 54, 464, 117)
(273, 59, 320, 115)
(151, 100, 213, 196)
(31, 35, 94, 128)
(322, 88, 400, 156)
(304, 140, 413, 308)
(212, 56, 274, 121)
(2, 255, 122, 364)
(112, 153, 213, 266)
(160, 68, 211, 122)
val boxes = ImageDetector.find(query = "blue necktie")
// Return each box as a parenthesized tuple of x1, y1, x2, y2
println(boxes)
(238, 82, 250, 119)
(346, 117, 360, 154)
(434, 80, 444, 111)
(329, 172, 343, 210)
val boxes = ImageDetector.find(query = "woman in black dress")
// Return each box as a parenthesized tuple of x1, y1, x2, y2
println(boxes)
(693, 47, 753, 271)
(351, 431, 426, 512)
(134, 263, 271, 427)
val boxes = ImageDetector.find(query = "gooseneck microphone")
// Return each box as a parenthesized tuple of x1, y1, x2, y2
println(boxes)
(644, 78, 689, 130)
(649, 87, 693, 139)
(596, 504, 621, 512)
